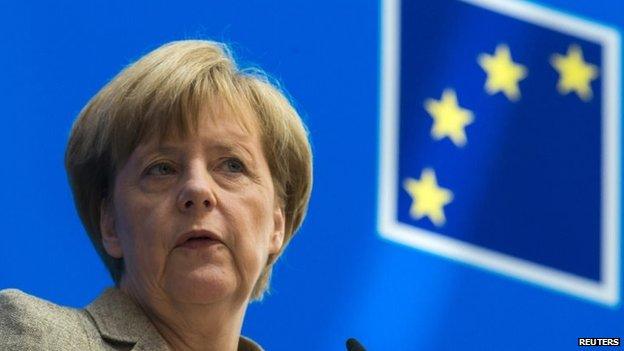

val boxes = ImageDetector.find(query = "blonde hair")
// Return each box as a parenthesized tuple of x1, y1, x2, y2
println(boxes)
(65, 40, 313, 300)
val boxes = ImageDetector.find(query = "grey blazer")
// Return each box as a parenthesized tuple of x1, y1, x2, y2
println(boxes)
(0, 288, 263, 351)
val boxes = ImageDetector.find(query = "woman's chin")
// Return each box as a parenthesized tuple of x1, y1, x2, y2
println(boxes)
(164, 266, 240, 304)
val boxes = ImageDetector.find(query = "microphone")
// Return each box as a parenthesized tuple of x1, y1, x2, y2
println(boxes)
(346, 338, 366, 351)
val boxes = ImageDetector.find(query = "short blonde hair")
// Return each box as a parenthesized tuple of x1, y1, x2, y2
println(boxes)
(65, 40, 313, 300)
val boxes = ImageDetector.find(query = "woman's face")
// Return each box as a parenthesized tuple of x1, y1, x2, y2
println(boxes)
(100, 103, 285, 305)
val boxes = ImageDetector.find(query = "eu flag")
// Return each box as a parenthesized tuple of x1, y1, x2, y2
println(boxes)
(378, 0, 620, 305)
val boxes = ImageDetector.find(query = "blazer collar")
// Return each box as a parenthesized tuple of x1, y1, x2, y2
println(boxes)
(86, 288, 170, 350)
(85, 288, 264, 351)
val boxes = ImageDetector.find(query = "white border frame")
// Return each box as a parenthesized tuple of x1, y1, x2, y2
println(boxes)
(378, 0, 621, 306)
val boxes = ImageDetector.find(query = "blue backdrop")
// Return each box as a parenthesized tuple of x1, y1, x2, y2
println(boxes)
(0, 0, 622, 350)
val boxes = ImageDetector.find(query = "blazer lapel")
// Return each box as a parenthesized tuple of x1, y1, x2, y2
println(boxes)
(85, 288, 264, 351)
(85, 288, 170, 351)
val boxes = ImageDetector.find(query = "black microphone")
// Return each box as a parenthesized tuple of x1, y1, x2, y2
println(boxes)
(346, 338, 366, 351)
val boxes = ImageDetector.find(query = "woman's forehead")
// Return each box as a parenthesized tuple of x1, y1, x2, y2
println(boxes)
(200, 100, 259, 134)
(149, 98, 260, 143)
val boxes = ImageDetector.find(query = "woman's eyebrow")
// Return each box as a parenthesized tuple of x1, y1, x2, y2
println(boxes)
(155, 145, 181, 153)
(141, 141, 257, 161)
(210, 143, 256, 160)
(137, 144, 182, 158)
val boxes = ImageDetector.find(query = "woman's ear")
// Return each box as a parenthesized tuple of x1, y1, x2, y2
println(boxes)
(100, 199, 123, 259)
(269, 206, 286, 256)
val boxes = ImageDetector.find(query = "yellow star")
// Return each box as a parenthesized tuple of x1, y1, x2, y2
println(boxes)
(403, 168, 453, 227)
(478, 44, 527, 101)
(424, 89, 474, 147)
(551, 44, 599, 101)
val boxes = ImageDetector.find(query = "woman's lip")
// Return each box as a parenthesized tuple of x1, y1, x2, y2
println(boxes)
(178, 237, 221, 250)
(175, 229, 222, 247)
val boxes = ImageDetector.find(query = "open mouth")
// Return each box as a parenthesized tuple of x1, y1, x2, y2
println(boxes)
(176, 230, 222, 249)
(180, 237, 220, 249)
(186, 237, 213, 243)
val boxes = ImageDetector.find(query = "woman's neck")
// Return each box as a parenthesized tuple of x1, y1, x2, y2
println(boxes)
(120, 281, 248, 351)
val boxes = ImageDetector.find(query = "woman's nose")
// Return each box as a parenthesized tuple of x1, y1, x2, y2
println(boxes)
(176, 168, 217, 213)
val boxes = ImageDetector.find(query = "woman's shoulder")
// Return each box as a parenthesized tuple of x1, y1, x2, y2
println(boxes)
(0, 289, 94, 351)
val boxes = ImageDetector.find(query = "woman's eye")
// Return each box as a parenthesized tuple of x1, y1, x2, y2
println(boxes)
(222, 158, 245, 173)
(146, 162, 176, 176)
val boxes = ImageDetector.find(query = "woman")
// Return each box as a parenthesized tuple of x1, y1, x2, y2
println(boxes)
(0, 40, 312, 351)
